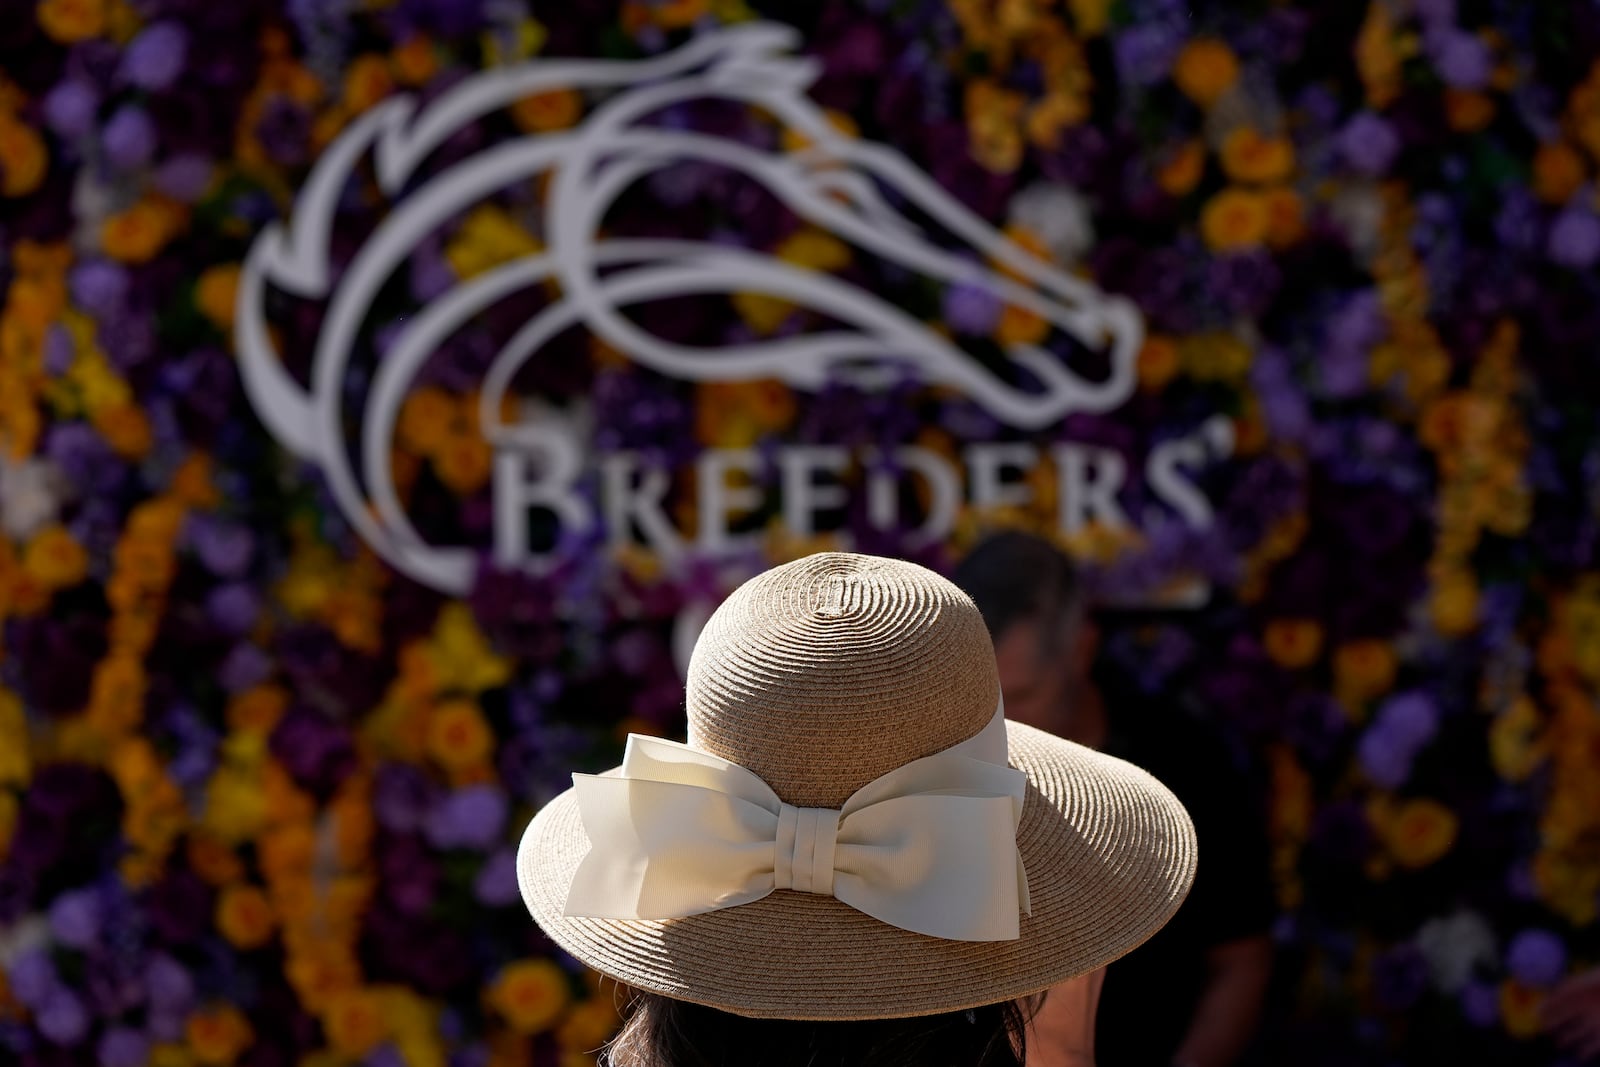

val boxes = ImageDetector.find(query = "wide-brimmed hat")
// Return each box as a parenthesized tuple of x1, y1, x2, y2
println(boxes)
(517, 552, 1196, 1020)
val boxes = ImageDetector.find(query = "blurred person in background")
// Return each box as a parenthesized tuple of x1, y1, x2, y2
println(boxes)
(955, 531, 1275, 1067)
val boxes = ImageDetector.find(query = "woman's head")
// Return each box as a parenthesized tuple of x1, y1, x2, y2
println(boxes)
(604, 992, 1034, 1067)
(516, 552, 1194, 1029)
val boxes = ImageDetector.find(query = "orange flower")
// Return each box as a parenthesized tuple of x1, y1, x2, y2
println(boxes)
(391, 36, 439, 86)
(1025, 91, 1089, 150)
(0, 116, 48, 198)
(433, 434, 493, 495)
(227, 684, 289, 736)
(1263, 618, 1324, 670)
(1136, 335, 1181, 391)
(1499, 981, 1546, 1038)
(286, 946, 362, 1007)
(186, 1005, 255, 1066)
(489, 960, 571, 1034)
(195, 264, 241, 331)
(217, 884, 277, 950)
(1199, 187, 1270, 251)
(1430, 568, 1480, 636)
(169, 453, 220, 508)
(322, 987, 390, 1058)
(88, 653, 148, 736)
(1333, 640, 1397, 707)
(36, 0, 106, 43)
(343, 54, 394, 113)
(1173, 38, 1239, 107)
(1219, 128, 1295, 184)
(93, 401, 154, 458)
(1533, 141, 1586, 204)
(1445, 89, 1495, 131)
(187, 833, 246, 886)
(100, 200, 177, 264)
(651, 0, 710, 30)
(1157, 140, 1206, 197)
(512, 89, 584, 133)
(1264, 186, 1306, 249)
(994, 304, 1050, 347)
(426, 698, 495, 773)
(1385, 798, 1459, 869)
(397, 387, 459, 457)
(965, 80, 1027, 175)
(21, 525, 88, 590)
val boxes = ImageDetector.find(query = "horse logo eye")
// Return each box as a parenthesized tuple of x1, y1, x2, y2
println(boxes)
(235, 23, 1159, 594)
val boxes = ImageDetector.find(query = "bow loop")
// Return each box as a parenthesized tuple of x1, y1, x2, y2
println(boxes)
(563, 706, 1030, 942)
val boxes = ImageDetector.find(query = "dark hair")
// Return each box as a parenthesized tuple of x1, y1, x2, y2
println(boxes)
(602, 992, 1035, 1067)
(951, 531, 1084, 642)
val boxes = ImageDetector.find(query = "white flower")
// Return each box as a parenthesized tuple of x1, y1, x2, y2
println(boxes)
(0, 915, 51, 968)
(1007, 182, 1095, 265)
(1415, 909, 1498, 994)
(0, 457, 67, 540)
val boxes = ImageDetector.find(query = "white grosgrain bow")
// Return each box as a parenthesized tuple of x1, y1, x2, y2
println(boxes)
(563, 706, 1032, 942)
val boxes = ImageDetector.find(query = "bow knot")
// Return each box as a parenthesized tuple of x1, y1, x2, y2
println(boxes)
(562, 706, 1031, 942)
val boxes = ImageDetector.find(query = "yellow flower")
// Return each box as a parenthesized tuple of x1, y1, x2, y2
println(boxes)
(1489, 695, 1547, 783)
(511, 88, 583, 133)
(0, 116, 48, 198)
(1219, 128, 1296, 184)
(1263, 618, 1324, 670)
(994, 304, 1049, 347)
(776, 228, 852, 273)
(216, 884, 277, 950)
(1200, 187, 1270, 251)
(433, 433, 493, 495)
(1064, 0, 1109, 36)
(489, 959, 571, 1034)
(1333, 640, 1397, 708)
(1355, 1, 1402, 108)
(322, 987, 390, 1058)
(0, 791, 17, 862)
(1383, 798, 1458, 870)
(1173, 38, 1239, 107)
(149, 1043, 196, 1067)
(731, 291, 795, 336)
(965, 80, 1027, 174)
(1136, 335, 1181, 392)
(1429, 568, 1480, 636)
(37, 0, 106, 43)
(445, 205, 541, 280)
(1179, 331, 1252, 383)
(195, 264, 240, 331)
(21, 524, 88, 590)
(1025, 91, 1088, 150)
(186, 1005, 254, 1066)
(426, 699, 494, 774)
(430, 603, 512, 693)
(557, 996, 621, 1054)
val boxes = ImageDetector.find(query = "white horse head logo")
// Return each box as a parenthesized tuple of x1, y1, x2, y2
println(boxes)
(235, 23, 1144, 593)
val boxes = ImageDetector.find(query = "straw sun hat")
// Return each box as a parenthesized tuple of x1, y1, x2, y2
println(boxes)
(517, 552, 1196, 1020)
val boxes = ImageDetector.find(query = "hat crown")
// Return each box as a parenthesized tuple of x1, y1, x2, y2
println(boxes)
(686, 553, 1002, 809)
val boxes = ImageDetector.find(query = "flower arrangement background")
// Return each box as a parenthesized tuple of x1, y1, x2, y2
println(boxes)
(3, 0, 1600, 1064)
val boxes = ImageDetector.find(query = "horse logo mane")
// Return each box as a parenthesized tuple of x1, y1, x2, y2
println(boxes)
(235, 22, 1145, 593)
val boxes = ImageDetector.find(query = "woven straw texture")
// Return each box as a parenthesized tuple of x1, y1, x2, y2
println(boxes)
(517, 553, 1197, 1019)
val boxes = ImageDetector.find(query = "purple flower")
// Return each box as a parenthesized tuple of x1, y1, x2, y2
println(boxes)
(1494, 189, 1543, 252)
(1113, 23, 1182, 87)
(1459, 979, 1499, 1026)
(187, 516, 254, 578)
(217, 642, 273, 692)
(1320, 290, 1385, 399)
(364, 1046, 408, 1067)
(96, 1028, 148, 1067)
(271, 708, 357, 797)
(1356, 727, 1411, 789)
(6, 949, 59, 1009)
(101, 106, 158, 171)
(35, 990, 89, 1047)
(1206, 251, 1281, 317)
(374, 763, 434, 833)
(44, 81, 99, 140)
(473, 848, 520, 907)
(1428, 28, 1490, 89)
(943, 281, 1003, 335)
(69, 260, 129, 318)
(1374, 691, 1441, 750)
(423, 785, 509, 851)
(1506, 929, 1566, 988)
(152, 153, 214, 202)
(42, 327, 74, 377)
(1413, 0, 1456, 28)
(1548, 208, 1600, 269)
(1338, 112, 1400, 176)
(145, 953, 195, 1015)
(47, 887, 102, 950)
(206, 583, 260, 635)
(121, 22, 189, 92)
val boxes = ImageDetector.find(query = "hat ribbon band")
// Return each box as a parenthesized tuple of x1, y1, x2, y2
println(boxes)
(562, 705, 1031, 942)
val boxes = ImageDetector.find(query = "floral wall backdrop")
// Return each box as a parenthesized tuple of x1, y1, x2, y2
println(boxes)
(2, 0, 1600, 1065)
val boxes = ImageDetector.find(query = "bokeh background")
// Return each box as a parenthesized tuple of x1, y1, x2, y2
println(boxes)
(3, 0, 1600, 1065)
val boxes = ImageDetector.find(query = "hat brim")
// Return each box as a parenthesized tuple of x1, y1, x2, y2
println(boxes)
(516, 720, 1197, 1020)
